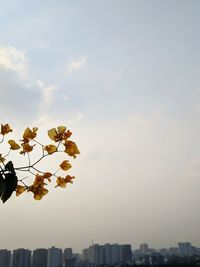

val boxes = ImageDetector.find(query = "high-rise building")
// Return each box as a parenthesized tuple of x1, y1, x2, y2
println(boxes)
(88, 244, 99, 264)
(104, 244, 111, 265)
(178, 242, 195, 256)
(32, 248, 48, 267)
(12, 248, 31, 267)
(98, 246, 104, 265)
(0, 249, 11, 267)
(118, 245, 123, 262)
(81, 243, 132, 266)
(110, 244, 119, 264)
(64, 248, 72, 261)
(122, 244, 132, 263)
(82, 249, 89, 261)
(47, 246, 63, 267)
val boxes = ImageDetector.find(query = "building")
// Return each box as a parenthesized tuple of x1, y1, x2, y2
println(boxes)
(110, 244, 119, 264)
(0, 249, 11, 267)
(64, 258, 76, 267)
(88, 244, 99, 264)
(98, 246, 104, 265)
(168, 247, 179, 256)
(178, 242, 195, 256)
(82, 249, 89, 261)
(150, 253, 164, 265)
(118, 245, 123, 262)
(81, 243, 132, 266)
(122, 244, 132, 263)
(12, 248, 31, 267)
(72, 253, 80, 262)
(47, 246, 63, 267)
(32, 248, 48, 267)
(104, 244, 111, 265)
(139, 244, 148, 254)
(64, 248, 72, 261)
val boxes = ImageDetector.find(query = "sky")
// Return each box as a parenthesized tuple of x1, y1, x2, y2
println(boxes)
(0, 0, 200, 253)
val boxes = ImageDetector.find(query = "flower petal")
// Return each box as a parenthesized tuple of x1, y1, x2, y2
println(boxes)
(56, 177, 67, 188)
(1, 124, 12, 135)
(57, 126, 66, 134)
(23, 127, 38, 140)
(44, 144, 57, 154)
(64, 141, 80, 158)
(8, 140, 20, 150)
(16, 185, 26, 196)
(59, 160, 72, 171)
(48, 128, 57, 141)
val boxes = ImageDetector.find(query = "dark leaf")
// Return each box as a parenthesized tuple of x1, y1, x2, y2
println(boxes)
(1, 173, 18, 203)
(5, 161, 15, 175)
(0, 173, 6, 198)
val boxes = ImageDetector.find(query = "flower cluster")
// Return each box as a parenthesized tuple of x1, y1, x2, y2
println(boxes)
(0, 124, 80, 202)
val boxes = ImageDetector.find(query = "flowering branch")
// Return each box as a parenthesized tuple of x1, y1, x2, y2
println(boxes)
(0, 124, 80, 203)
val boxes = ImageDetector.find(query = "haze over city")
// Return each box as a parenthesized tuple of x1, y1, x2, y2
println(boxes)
(0, 0, 200, 253)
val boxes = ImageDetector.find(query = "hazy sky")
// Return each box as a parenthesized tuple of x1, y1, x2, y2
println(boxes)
(0, 0, 200, 252)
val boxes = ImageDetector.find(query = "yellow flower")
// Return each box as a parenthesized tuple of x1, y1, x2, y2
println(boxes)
(1, 124, 12, 135)
(23, 127, 38, 142)
(28, 175, 49, 201)
(48, 126, 72, 142)
(0, 154, 5, 163)
(63, 130, 72, 140)
(16, 185, 26, 196)
(34, 175, 47, 187)
(34, 173, 52, 183)
(55, 177, 67, 188)
(42, 172, 52, 182)
(65, 175, 75, 184)
(31, 187, 48, 200)
(59, 160, 72, 171)
(64, 140, 80, 158)
(34, 187, 48, 200)
(44, 144, 57, 154)
(8, 140, 20, 150)
(55, 175, 75, 188)
(20, 143, 34, 154)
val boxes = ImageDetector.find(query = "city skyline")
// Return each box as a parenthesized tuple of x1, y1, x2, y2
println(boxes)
(0, 244, 133, 267)
(0, 241, 199, 267)
(0, 241, 199, 254)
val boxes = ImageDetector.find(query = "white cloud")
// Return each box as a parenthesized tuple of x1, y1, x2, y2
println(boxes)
(67, 57, 86, 73)
(0, 45, 27, 73)
(37, 79, 58, 116)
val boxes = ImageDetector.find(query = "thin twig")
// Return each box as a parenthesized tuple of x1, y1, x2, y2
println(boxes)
(27, 152, 31, 170)
(18, 179, 29, 189)
(31, 166, 45, 174)
(0, 135, 4, 144)
(4, 149, 11, 158)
